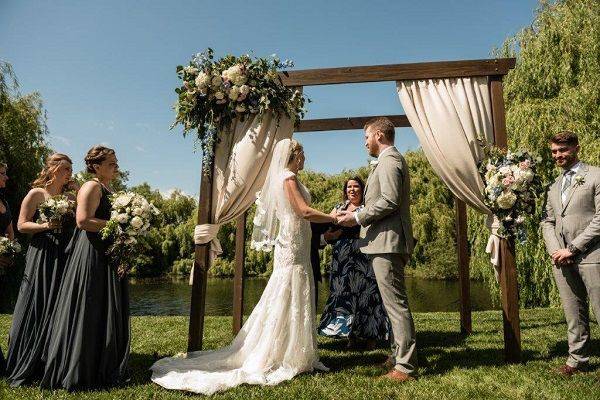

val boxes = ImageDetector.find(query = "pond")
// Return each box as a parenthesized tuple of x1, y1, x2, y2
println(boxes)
(1, 275, 498, 316)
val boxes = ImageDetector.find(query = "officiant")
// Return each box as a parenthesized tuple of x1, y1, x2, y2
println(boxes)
(315, 177, 391, 350)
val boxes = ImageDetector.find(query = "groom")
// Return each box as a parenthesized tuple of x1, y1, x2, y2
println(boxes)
(337, 117, 417, 382)
(541, 131, 600, 376)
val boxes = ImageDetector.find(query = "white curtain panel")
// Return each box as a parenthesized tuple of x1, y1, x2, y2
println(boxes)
(397, 77, 501, 274)
(190, 112, 294, 284)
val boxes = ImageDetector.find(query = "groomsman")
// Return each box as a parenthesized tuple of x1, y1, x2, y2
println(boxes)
(541, 131, 600, 376)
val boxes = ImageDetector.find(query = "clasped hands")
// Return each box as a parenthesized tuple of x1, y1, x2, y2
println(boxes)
(332, 210, 358, 227)
(552, 248, 575, 266)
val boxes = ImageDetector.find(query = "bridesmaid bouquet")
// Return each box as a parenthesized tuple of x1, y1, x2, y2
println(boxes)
(0, 236, 21, 258)
(100, 191, 160, 277)
(37, 195, 76, 232)
(479, 146, 543, 241)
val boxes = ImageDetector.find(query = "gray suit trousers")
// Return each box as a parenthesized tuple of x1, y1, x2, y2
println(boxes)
(371, 253, 417, 375)
(553, 262, 600, 367)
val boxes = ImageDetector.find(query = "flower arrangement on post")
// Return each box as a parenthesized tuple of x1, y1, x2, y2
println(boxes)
(479, 145, 543, 242)
(101, 191, 161, 278)
(173, 48, 308, 175)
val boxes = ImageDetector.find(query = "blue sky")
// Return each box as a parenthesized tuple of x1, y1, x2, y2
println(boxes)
(0, 0, 539, 196)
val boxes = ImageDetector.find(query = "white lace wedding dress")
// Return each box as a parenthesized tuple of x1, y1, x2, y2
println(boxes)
(150, 169, 327, 395)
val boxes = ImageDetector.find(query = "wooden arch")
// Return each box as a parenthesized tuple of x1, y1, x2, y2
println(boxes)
(188, 58, 521, 363)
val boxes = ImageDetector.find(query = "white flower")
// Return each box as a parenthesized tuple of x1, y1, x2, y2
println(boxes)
(233, 74, 247, 86)
(235, 104, 246, 113)
(195, 71, 210, 88)
(499, 166, 512, 176)
(497, 191, 517, 209)
(117, 213, 129, 224)
(239, 84, 250, 96)
(214, 91, 225, 100)
(229, 86, 240, 101)
(574, 175, 585, 186)
(211, 75, 222, 88)
(183, 66, 198, 75)
(130, 216, 144, 230)
(132, 207, 144, 216)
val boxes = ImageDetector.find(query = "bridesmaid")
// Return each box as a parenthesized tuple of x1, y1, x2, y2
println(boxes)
(319, 177, 391, 350)
(0, 161, 14, 376)
(41, 145, 130, 391)
(5, 154, 76, 386)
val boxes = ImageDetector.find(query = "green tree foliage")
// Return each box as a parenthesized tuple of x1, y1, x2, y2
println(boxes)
(0, 61, 51, 213)
(469, 0, 600, 306)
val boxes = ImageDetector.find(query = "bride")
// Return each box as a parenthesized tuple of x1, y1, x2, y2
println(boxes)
(151, 138, 336, 395)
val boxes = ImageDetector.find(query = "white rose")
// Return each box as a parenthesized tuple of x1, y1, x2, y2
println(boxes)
(496, 191, 517, 209)
(214, 91, 225, 100)
(132, 207, 144, 216)
(211, 75, 222, 88)
(499, 166, 512, 176)
(239, 84, 250, 96)
(195, 72, 210, 88)
(233, 74, 247, 86)
(130, 216, 144, 230)
(229, 86, 240, 101)
(117, 213, 129, 224)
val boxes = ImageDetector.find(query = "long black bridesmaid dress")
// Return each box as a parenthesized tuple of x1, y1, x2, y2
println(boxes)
(0, 194, 12, 376)
(6, 207, 73, 386)
(41, 184, 130, 391)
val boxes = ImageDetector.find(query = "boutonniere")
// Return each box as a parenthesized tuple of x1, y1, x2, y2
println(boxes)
(573, 175, 585, 187)
(369, 160, 379, 169)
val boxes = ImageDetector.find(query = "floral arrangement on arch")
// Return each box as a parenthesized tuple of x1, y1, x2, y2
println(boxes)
(101, 191, 161, 278)
(173, 48, 308, 175)
(479, 145, 543, 242)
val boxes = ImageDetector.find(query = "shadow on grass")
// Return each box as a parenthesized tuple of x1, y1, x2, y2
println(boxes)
(547, 339, 600, 362)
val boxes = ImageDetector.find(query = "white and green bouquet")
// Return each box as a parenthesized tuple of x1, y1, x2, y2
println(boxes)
(101, 191, 160, 277)
(0, 236, 21, 258)
(173, 48, 308, 174)
(480, 146, 543, 241)
(37, 194, 76, 231)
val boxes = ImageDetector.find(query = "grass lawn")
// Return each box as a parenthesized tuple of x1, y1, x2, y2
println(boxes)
(1, 308, 599, 399)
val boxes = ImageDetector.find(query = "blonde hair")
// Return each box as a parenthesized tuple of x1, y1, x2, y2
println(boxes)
(32, 153, 72, 188)
(85, 145, 116, 174)
(287, 139, 303, 165)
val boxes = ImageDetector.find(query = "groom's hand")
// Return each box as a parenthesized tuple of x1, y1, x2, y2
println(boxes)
(552, 248, 574, 266)
(337, 211, 358, 227)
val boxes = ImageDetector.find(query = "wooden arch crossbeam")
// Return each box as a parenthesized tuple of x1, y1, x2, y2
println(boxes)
(188, 57, 520, 363)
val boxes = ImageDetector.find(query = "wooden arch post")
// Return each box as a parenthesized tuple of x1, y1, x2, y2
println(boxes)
(187, 58, 519, 360)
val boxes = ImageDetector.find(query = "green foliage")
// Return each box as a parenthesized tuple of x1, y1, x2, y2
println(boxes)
(470, 0, 600, 307)
(0, 61, 51, 214)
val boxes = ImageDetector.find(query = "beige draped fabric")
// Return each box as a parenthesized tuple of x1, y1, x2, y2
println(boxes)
(190, 112, 294, 284)
(396, 77, 501, 274)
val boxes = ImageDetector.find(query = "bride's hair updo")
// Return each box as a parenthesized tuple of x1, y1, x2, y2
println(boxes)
(287, 139, 303, 165)
(85, 145, 115, 174)
(32, 153, 73, 188)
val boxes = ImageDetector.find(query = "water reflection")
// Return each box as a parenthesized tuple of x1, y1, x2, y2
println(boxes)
(1, 275, 497, 316)
(127, 276, 498, 316)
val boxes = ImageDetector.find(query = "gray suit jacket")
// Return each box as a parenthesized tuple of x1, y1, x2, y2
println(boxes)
(541, 163, 600, 264)
(356, 147, 414, 255)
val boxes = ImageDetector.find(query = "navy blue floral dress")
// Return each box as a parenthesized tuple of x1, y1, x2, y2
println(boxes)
(318, 204, 390, 341)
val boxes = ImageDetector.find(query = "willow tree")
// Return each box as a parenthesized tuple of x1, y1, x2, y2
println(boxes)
(470, 0, 600, 306)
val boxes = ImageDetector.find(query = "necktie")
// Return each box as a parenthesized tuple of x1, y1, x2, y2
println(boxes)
(561, 170, 575, 204)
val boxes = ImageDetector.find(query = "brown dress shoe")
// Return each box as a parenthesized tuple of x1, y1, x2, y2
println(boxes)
(555, 364, 586, 377)
(381, 369, 416, 382)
